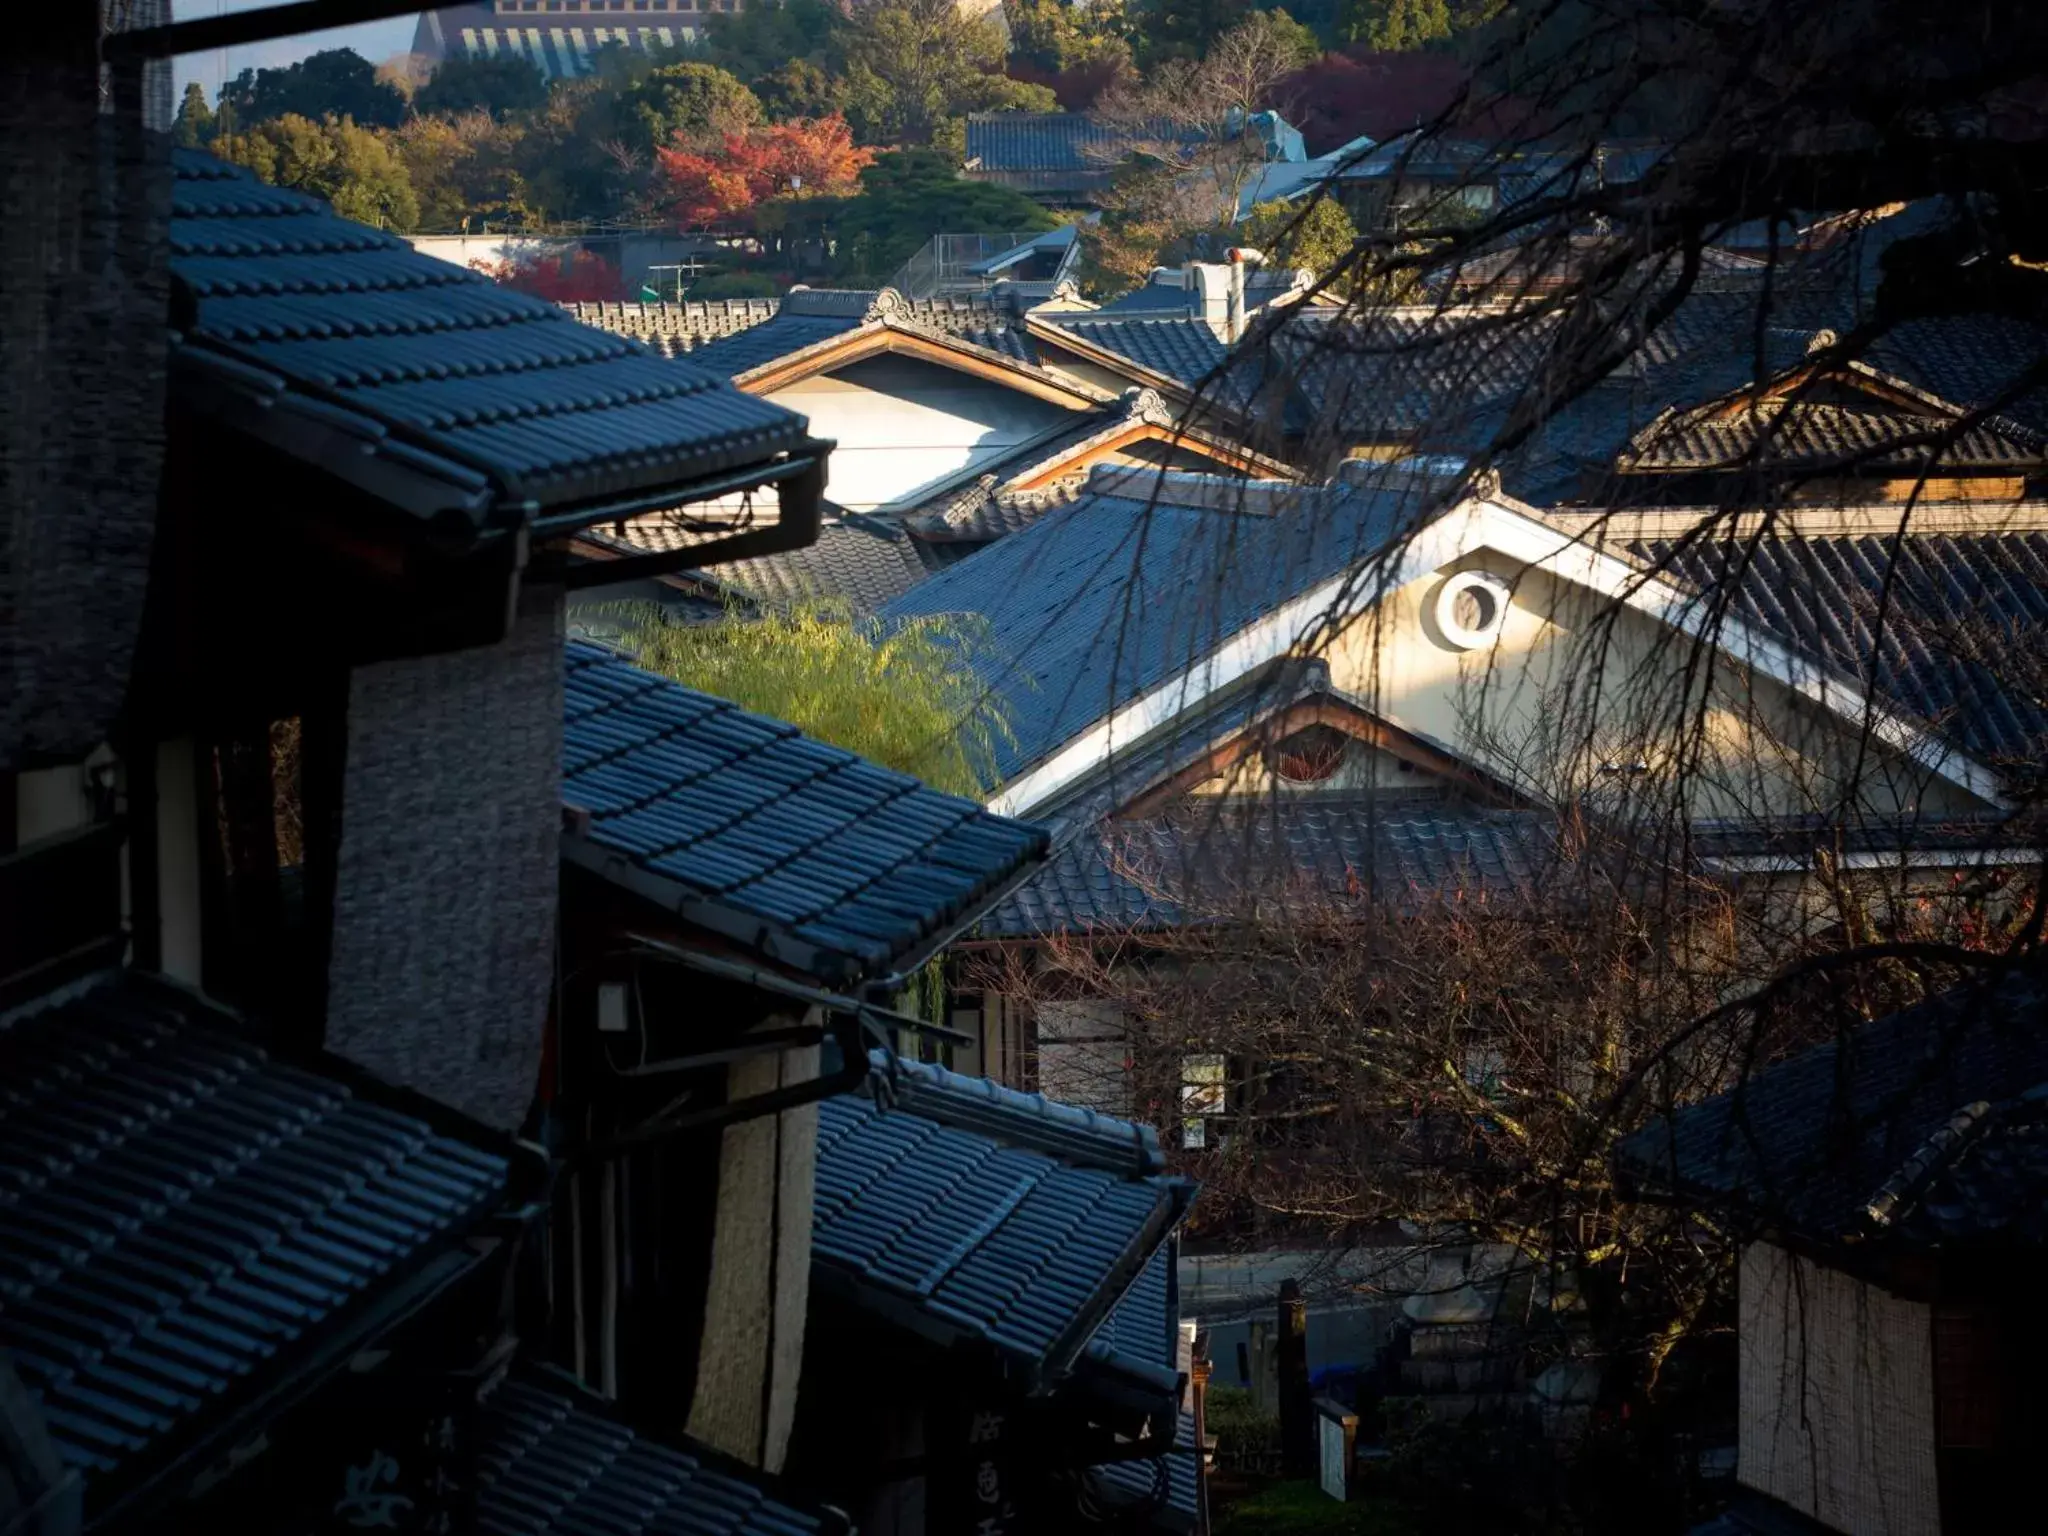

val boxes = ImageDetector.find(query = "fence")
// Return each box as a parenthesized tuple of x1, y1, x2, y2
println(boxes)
(887, 232, 1050, 300)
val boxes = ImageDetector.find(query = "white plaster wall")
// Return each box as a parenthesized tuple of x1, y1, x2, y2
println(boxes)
(766, 356, 1075, 513)
(1738, 1242, 1940, 1536)
(1316, 551, 1989, 820)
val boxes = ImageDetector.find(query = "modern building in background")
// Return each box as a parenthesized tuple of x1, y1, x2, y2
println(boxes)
(410, 0, 745, 80)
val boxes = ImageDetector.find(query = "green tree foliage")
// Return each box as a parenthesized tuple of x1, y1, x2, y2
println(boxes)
(806, 148, 1059, 284)
(391, 111, 535, 231)
(214, 113, 420, 231)
(616, 61, 764, 159)
(624, 602, 1014, 799)
(756, 58, 847, 121)
(414, 55, 549, 119)
(1132, 0, 1259, 62)
(510, 81, 648, 223)
(1339, 0, 1456, 49)
(1005, 0, 1137, 74)
(699, 0, 844, 92)
(1239, 194, 1359, 283)
(173, 81, 215, 148)
(219, 48, 407, 130)
(687, 270, 781, 299)
(840, 0, 1057, 147)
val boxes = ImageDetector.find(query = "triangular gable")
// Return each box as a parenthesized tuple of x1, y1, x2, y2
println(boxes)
(1619, 341, 2047, 482)
(980, 480, 2010, 820)
(1109, 689, 1529, 819)
(737, 310, 1114, 410)
(1005, 387, 1298, 491)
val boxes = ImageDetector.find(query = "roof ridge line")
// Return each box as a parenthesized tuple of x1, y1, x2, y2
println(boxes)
(866, 1051, 1166, 1176)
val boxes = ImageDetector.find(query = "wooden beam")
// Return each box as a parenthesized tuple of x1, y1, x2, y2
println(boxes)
(1115, 697, 1523, 819)
(739, 326, 1107, 410)
(1008, 420, 1298, 492)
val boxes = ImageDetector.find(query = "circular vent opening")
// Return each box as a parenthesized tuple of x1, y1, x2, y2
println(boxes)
(1433, 571, 1513, 650)
(1268, 723, 1349, 783)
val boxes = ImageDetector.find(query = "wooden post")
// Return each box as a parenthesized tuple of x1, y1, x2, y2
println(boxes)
(1191, 1342, 1214, 1536)
(1277, 1278, 1314, 1480)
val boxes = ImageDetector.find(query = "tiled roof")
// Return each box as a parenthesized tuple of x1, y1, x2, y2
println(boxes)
(1684, 809, 2048, 865)
(0, 973, 508, 1505)
(1620, 400, 2045, 474)
(1086, 1411, 1203, 1532)
(169, 152, 808, 531)
(592, 287, 1055, 382)
(561, 644, 1050, 983)
(477, 1368, 850, 1536)
(1276, 307, 1556, 450)
(1034, 314, 1269, 417)
(1643, 531, 2048, 773)
(965, 113, 1197, 174)
(1865, 314, 2048, 438)
(812, 1053, 1193, 1389)
(902, 387, 1278, 547)
(878, 474, 1422, 784)
(563, 298, 784, 360)
(905, 475, 1083, 545)
(683, 313, 868, 378)
(1020, 661, 1336, 831)
(1080, 1253, 1200, 1529)
(1615, 969, 2048, 1246)
(1485, 300, 2041, 506)
(982, 799, 1552, 937)
(589, 513, 936, 616)
(897, 295, 1046, 365)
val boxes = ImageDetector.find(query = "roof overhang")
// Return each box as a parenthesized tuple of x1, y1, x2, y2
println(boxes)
(988, 493, 2011, 820)
(539, 440, 831, 589)
(738, 320, 1114, 410)
(1023, 316, 1229, 418)
(1009, 410, 1298, 492)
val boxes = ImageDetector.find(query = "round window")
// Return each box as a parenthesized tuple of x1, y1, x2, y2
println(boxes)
(1433, 571, 1513, 650)
(1268, 723, 1349, 783)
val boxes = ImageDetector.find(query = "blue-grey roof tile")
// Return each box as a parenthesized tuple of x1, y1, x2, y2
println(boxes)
(1616, 970, 2048, 1248)
(1645, 530, 2048, 772)
(879, 478, 1422, 784)
(0, 974, 508, 1502)
(985, 798, 1553, 937)
(1035, 314, 1270, 417)
(683, 313, 867, 377)
(169, 150, 809, 528)
(562, 644, 1049, 981)
(965, 114, 1201, 174)
(477, 1367, 849, 1536)
(814, 1054, 1193, 1388)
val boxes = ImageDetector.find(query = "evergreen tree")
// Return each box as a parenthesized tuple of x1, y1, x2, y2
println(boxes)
(414, 55, 549, 119)
(1340, 0, 1455, 49)
(173, 81, 215, 148)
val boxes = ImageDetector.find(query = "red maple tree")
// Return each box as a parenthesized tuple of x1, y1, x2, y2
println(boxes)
(471, 248, 623, 303)
(657, 114, 875, 229)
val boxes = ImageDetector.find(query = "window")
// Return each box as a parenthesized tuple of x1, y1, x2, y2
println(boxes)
(1432, 570, 1513, 650)
(1268, 723, 1349, 783)
(1182, 1054, 1226, 1148)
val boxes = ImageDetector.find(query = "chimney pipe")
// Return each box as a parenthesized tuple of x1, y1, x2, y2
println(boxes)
(1226, 250, 1246, 343)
